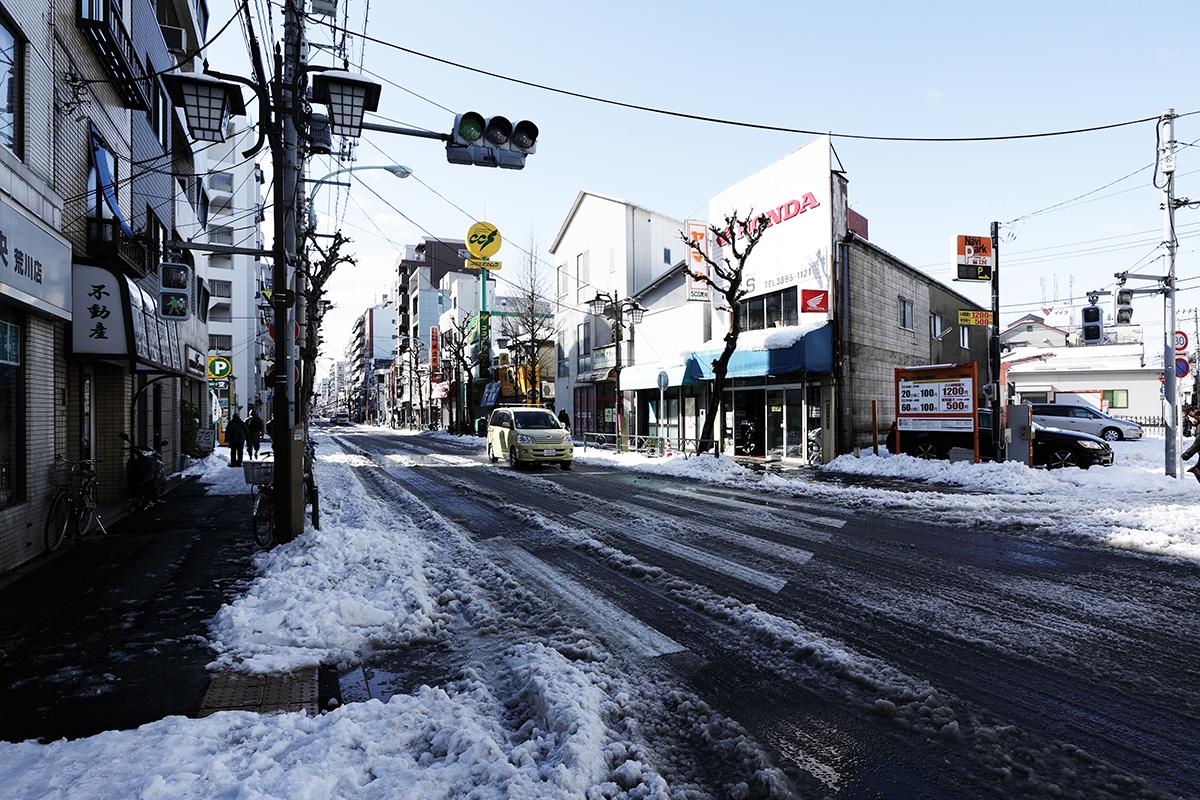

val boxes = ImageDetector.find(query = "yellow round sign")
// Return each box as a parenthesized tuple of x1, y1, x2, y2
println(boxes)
(466, 221, 502, 259)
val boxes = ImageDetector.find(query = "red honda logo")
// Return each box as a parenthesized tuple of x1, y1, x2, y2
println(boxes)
(801, 289, 829, 313)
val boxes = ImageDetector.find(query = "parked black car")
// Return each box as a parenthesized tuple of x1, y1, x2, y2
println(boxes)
(890, 410, 1114, 469)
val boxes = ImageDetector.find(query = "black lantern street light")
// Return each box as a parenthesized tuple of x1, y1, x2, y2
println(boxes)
(165, 57, 382, 543)
(588, 292, 645, 452)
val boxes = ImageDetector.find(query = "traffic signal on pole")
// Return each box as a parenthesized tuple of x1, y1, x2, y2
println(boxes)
(447, 112, 538, 169)
(158, 261, 193, 321)
(1114, 288, 1134, 325)
(1081, 303, 1104, 344)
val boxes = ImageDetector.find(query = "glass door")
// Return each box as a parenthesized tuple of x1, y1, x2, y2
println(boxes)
(767, 390, 785, 457)
(785, 387, 805, 461)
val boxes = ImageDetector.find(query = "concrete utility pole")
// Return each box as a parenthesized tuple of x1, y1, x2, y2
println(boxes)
(268, 0, 305, 536)
(1162, 108, 1180, 477)
(990, 221, 1003, 463)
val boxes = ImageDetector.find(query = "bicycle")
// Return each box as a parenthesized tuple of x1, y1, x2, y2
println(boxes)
(243, 457, 275, 548)
(44, 457, 107, 553)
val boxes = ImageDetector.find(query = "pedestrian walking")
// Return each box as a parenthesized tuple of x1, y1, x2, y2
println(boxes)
(226, 411, 248, 467)
(557, 408, 570, 430)
(246, 409, 265, 460)
(1184, 407, 1200, 482)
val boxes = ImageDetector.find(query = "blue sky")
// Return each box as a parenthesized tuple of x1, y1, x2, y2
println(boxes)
(206, 0, 1200, 373)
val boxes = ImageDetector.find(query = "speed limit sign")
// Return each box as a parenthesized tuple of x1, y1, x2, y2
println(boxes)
(1175, 330, 1189, 352)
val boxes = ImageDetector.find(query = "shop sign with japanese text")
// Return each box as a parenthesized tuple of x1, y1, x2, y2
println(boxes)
(71, 264, 126, 355)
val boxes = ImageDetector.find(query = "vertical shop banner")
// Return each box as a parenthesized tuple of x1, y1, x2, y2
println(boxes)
(430, 325, 440, 380)
(685, 220, 710, 301)
(72, 264, 126, 355)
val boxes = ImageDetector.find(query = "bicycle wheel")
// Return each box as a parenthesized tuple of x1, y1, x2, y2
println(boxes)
(251, 487, 274, 547)
(44, 491, 73, 552)
(76, 477, 100, 536)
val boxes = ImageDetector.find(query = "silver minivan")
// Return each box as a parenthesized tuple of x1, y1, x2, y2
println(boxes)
(1030, 403, 1143, 441)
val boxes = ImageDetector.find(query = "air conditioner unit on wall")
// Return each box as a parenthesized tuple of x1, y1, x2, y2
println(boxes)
(160, 25, 185, 55)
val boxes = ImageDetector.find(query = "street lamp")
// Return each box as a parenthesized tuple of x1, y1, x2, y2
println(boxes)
(589, 292, 646, 451)
(162, 70, 247, 142)
(165, 59, 382, 544)
(307, 164, 411, 228)
(311, 70, 381, 138)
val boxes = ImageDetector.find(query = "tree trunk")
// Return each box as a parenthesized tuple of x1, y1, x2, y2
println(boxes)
(697, 314, 741, 454)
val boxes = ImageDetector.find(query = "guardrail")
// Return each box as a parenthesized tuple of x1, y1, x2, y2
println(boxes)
(577, 431, 722, 458)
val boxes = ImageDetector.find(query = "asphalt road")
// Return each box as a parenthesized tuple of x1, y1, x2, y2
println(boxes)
(332, 427, 1199, 800)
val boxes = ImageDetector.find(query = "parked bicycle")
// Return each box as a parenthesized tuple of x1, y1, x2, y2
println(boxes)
(244, 455, 275, 548)
(44, 456, 106, 553)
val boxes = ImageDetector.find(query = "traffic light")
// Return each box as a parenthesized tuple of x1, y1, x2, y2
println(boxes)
(158, 261, 193, 321)
(1114, 288, 1134, 325)
(446, 112, 539, 169)
(1081, 303, 1103, 344)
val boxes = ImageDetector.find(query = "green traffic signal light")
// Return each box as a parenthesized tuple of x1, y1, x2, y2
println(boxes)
(161, 292, 189, 318)
(458, 112, 485, 143)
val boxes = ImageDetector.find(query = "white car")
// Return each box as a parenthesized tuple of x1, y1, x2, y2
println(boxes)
(1030, 403, 1142, 441)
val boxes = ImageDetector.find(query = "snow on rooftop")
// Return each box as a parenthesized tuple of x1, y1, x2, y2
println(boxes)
(687, 318, 829, 357)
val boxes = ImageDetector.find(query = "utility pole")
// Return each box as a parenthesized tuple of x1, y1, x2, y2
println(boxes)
(990, 221, 1003, 463)
(1162, 108, 1180, 477)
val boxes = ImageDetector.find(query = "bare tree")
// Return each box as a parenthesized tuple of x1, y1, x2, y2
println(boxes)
(500, 239, 556, 405)
(299, 228, 356, 419)
(443, 314, 479, 433)
(680, 210, 771, 454)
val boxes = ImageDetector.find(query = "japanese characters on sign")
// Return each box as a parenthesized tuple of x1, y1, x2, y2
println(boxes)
(430, 326, 440, 380)
(685, 220, 709, 302)
(958, 309, 994, 326)
(894, 363, 979, 435)
(0, 195, 72, 320)
(71, 264, 127, 355)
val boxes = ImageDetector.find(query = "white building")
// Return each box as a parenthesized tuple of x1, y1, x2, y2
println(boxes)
(1007, 341, 1167, 419)
(549, 191, 686, 435)
(200, 120, 266, 420)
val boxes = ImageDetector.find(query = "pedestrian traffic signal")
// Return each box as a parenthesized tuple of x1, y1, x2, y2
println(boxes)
(1081, 304, 1104, 344)
(1114, 289, 1134, 325)
(447, 112, 539, 169)
(158, 261, 193, 321)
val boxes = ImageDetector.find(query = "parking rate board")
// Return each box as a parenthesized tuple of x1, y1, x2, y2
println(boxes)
(894, 362, 980, 462)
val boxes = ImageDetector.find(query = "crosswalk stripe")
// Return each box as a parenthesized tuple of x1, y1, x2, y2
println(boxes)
(665, 487, 846, 529)
(571, 510, 789, 593)
(484, 537, 686, 658)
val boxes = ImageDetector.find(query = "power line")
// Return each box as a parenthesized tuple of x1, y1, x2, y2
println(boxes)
(301, 13, 1197, 144)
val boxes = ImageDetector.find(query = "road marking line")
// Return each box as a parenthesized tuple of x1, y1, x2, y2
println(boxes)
(629, 493, 834, 544)
(484, 537, 686, 658)
(571, 511, 788, 593)
(666, 487, 846, 529)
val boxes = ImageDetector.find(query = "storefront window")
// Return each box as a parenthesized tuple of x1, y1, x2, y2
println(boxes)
(0, 314, 24, 508)
(765, 293, 782, 328)
(782, 288, 798, 326)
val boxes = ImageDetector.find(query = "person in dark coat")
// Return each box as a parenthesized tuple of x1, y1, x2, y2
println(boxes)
(246, 408, 265, 460)
(226, 411, 248, 467)
(1184, 407, 1200, 481)
(557, 408, 570, 430)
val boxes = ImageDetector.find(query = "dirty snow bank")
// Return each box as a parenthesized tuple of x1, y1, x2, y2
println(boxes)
(180, 448, 249, 496)
(575, 448, 755, 483)
(0, 643, 663, 800)
(206, 440, 444, 672)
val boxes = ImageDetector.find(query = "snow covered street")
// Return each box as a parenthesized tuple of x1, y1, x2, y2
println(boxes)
(3, 426, 1197, 799)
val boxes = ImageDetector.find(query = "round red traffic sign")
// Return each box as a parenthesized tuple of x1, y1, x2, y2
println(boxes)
(1175, 330, 1189, 352)
(1176, 357, 1190, 379)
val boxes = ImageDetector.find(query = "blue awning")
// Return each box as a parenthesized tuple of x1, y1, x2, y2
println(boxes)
(91, 133, 133, 237)
(690, 322, 834, 379)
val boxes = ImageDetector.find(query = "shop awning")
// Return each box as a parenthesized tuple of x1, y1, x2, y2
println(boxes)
(690, 322, 834, 380)
(619, 360, 701, 391)
(576, 367, 615, 384)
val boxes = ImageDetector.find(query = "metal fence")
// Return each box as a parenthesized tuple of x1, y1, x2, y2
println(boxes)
(577, 431, 722, 458)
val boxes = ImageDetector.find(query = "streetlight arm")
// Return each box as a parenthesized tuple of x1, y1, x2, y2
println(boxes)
(204, 67, 271, 158)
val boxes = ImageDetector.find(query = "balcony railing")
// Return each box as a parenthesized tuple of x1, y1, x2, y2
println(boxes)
(77, 0, 151, 110)
(86, 217, 146, 275)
